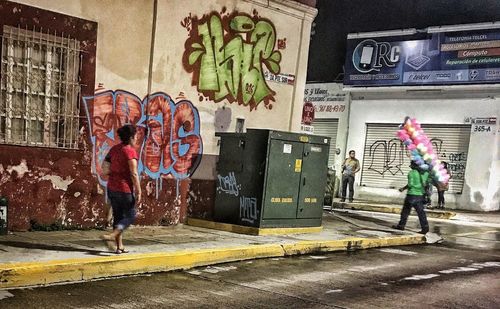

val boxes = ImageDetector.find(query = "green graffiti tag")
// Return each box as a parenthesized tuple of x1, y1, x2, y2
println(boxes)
(184, 12, 281, 110)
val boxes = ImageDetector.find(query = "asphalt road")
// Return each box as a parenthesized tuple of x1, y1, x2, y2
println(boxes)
(1, 211, 499, 309)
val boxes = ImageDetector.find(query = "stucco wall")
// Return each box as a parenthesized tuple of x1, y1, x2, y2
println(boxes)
(13, 0, 154, 95)
(347, 90, 499, 211)
(2, 0, 317, 229)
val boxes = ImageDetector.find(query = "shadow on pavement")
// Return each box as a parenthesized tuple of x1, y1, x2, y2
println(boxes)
(0, 241, 111, 256)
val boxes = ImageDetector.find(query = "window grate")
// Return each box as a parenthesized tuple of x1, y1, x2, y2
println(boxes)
(0, 25, 83, 149)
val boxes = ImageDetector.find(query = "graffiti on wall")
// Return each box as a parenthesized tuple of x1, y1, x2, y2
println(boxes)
(447, 152, 467, 180)
(364, 136, 467, 181)
(182, 8, 281, 110)
(83, 90, 203, 198)
(277, 38, 287, 50)
(366, 138, 451, 177)
(367, 138, 406, 176)
(217, 172, 240, 197)
(240, 196, 258, 224)
(216, 171, 258, 224)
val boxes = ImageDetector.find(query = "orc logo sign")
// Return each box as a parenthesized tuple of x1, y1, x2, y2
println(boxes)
(352, 39, 401, 73)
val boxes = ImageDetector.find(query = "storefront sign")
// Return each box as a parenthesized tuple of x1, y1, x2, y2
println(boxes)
(465, 116, 497, 134)
(345, 29, 500, 86)
(301, 102, 315, 125)
(303, 84, 347, 118)
(264, 71, 295, 85)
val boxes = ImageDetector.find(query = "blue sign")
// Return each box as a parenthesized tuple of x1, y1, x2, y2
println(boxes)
(344, 29, 500, 86)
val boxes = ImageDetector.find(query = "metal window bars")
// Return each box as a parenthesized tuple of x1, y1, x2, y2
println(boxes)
(0, 25, 82, 149)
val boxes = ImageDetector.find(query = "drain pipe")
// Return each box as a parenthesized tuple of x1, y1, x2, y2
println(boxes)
(146, 0, 158, 124)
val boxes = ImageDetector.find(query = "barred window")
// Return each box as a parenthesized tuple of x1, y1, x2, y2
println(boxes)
(0, 26, 81, 149)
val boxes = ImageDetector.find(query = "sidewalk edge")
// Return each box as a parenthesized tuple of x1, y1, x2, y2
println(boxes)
(0, 235, 425, 289)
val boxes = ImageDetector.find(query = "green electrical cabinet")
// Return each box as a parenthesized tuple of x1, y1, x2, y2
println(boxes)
(214, 129, 330, 228)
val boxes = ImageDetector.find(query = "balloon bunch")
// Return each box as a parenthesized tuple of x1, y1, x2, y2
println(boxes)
(396, 117, 450, 185)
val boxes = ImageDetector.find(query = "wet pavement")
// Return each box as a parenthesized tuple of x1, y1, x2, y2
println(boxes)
(333, 209, 500, 251)
(1, 210, 499, 308)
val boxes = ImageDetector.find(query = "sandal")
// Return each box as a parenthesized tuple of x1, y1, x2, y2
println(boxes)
(115, 248, 129, 254)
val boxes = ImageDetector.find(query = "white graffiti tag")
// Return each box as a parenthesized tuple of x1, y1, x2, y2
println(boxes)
(240, 196, 258, 224)
(217, 172, 240, 196)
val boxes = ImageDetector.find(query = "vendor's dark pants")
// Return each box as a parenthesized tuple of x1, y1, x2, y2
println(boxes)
(397, 195, 429, 233)
(438, 190, 445, 206)
(341, 175, 355, 201)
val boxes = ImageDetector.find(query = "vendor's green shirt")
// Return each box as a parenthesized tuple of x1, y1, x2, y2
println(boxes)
(407, 169, 429, 196)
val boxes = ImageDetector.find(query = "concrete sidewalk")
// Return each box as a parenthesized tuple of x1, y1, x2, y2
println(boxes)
(330, 200, 457, 219)
(0, 213, 425, 289)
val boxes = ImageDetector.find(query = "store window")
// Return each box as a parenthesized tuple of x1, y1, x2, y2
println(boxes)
(0, 26, 81, 149)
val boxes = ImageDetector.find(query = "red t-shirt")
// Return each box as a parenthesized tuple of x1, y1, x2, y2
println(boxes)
(106, 143, 138, 193)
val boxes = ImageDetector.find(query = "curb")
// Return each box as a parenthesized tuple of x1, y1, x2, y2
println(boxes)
(333, 202, 456, 219)
(0, 234, 424, 289)
(187, 218, 323, 235)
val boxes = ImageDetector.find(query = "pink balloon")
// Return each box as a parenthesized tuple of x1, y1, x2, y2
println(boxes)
(408, 144, 416, 150)
(397, 130, 406, 140)
(402, 134, 410, 141)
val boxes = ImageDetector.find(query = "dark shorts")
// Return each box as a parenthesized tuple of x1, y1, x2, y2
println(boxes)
(108, 190, 136, 231)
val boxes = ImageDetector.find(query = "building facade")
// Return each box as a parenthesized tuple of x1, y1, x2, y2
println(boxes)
(303, 23, 499, 212)
(0, 0, 317, 230)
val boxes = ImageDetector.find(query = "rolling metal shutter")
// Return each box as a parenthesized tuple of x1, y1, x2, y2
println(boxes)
(312, 118, 339, 167)
(360, 123, 471, 193)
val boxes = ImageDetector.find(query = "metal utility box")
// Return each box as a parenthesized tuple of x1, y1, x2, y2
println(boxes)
(214, 129, 330, 228)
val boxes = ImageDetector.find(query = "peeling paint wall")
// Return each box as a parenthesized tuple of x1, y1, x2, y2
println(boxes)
(2, 0, 317, 230)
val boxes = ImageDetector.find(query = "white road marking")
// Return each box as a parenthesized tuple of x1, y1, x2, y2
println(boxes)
(378, 248, 418, 256)
(325, 289, 343, 293)
(404, 274, 440, 281)
(0, 290, 14, 300)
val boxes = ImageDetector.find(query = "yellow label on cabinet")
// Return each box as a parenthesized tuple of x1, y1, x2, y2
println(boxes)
(304, 197, 318, 203)
(271, 197, 293, 203)
(299, 136, 309, 142)
(295, 159, 302, 172)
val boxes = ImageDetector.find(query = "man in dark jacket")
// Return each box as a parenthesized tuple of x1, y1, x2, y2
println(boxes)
(393, 161, 430, 234)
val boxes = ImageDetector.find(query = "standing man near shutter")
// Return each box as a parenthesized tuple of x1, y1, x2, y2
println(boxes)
(340, 150, 360, 203)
